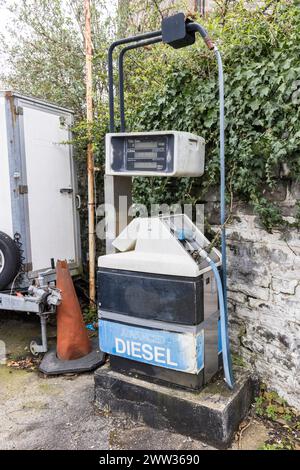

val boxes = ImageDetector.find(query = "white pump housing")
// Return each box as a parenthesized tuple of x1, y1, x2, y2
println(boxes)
(98, 215, 221, 278)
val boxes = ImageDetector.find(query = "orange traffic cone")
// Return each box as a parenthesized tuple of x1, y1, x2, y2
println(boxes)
(56, 260, 91, 360)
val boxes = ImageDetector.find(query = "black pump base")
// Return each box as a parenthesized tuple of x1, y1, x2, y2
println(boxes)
(110, 355, 205, 390)
(94, 364, 254, 449)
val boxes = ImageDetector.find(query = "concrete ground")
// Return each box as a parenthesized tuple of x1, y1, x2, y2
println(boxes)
(0, 312, 270, 450)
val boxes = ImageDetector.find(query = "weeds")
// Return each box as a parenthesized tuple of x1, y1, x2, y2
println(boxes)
(254, 384, 300, 450)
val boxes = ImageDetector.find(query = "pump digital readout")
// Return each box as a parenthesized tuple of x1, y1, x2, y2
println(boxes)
(125, 136, 168, 172)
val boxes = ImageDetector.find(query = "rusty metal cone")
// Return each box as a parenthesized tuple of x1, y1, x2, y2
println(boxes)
(56, 260, 91, 360)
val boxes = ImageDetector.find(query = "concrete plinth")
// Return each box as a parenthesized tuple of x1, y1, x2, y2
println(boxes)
(94, 365, 254, 449)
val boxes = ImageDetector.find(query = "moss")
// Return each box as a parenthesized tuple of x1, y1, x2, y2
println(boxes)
(199, 374, 232, 398)
(0, 365, 29, 399)
(38, 381, 62, 396)
(232, 354, 246, 368)
(22, 400, 49, 410)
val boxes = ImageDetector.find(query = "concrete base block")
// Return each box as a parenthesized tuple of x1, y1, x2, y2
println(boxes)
(94, 365, 254, 449)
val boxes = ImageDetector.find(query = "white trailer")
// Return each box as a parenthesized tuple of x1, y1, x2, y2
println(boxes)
(0, 91, 82, 354)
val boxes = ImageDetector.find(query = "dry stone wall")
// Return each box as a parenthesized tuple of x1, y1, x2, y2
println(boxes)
(207, 185, 300, 408)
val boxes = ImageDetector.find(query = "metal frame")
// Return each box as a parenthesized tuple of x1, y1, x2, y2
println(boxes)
(5, 93, 32, 271)
(118, 37, 162, 132)
(106, 30, 162, 253)
(0, 290, 56, 355)
(0, 291, 43, 313)
(105, 20, 212, 253)
(0, 91, 74, 114)
(108, 21, 210, 133)
(108, 29, 162, 133)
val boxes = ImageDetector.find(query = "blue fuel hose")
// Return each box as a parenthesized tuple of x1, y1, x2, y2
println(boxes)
(215, 47, 227, 297)
(209, 259, 234, 389)
(214, 46, 234, 388)
(197, 247, 234, 389)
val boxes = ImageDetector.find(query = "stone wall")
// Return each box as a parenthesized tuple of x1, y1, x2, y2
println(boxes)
(207, 183, 300, 409)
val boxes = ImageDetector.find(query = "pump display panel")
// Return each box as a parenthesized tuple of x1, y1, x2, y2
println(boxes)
(108, 134, 174, 174)
(105, 131, 205, 177)
(125, 136, 169, 172)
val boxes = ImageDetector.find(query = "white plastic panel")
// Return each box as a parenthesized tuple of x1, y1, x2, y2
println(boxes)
(99, 216, 221, 277)
(22, 105, 76, 272)
(0, 97, 13, 237)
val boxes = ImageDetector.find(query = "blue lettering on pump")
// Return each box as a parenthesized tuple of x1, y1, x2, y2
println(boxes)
(99, 319, 204, 374)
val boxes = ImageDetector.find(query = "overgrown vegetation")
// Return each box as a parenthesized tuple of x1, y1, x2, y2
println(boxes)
(0, 0, 115, 118)
(259, 440, 295, 450)
(126, 1, 300, 231)
(82, 305, 98, 324)
(1, 1, 300, 233)
(254, 384, 300, 450)
(255, 388, 294, 423)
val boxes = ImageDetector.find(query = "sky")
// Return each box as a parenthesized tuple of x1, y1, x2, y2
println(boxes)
(0, 2, 12, 38)
(0, 2, 13, 72)
(0, 0, 117, 37)
(0, 0, 117, 71)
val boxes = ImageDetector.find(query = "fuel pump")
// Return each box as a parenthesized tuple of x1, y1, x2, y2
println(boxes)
(98, 13, 234, 390)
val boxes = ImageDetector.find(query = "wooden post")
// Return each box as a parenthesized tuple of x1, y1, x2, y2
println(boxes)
(84, 0, 96, 304)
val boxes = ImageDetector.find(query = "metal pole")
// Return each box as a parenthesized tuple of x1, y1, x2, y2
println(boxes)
(84, 0, 96, 304)
(108, 29, 162, 132)
(118, 37, 162, 132)
(40, 314, 48, 352)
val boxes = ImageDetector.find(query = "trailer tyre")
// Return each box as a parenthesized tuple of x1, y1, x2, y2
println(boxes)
(0, 232, 21, 290)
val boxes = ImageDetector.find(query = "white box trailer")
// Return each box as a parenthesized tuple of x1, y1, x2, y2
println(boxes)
(0, 91, 82, 354)
(0, 91, 81, 288)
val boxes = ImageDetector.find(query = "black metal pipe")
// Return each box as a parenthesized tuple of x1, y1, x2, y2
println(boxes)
(108, 22, 213, 132)
(186, 22, 214, 49)
(117, 22, 214, 132)
(118, 37, 162, 132)
(108, 30, 162, 132)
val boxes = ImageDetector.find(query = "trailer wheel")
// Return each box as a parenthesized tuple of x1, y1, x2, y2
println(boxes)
(0, 232, 21, 290)
(30, 337, 43, 356)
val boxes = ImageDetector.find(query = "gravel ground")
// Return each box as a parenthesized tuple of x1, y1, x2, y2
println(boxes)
(0, 312, 269, 450)
(0, 367, 217, 450)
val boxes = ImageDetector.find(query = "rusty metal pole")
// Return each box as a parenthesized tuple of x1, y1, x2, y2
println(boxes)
(84, 0, 96, 304)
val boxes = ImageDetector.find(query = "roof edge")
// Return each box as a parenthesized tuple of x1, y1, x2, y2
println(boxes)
(0, 90, 74, 114)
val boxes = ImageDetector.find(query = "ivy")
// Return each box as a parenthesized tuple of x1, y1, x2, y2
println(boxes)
(123, 1, 300, 231)
(5, 0, 299, 232)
